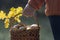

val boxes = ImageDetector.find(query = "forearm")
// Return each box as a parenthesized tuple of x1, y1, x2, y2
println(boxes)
(28, 0, 44, 10)
(23, 0, 44, 17)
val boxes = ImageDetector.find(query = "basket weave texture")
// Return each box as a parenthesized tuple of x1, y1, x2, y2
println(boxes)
(10, 24, 40, 40)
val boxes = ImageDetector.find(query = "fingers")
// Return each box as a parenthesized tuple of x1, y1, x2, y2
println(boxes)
(22, 4, 36, 17)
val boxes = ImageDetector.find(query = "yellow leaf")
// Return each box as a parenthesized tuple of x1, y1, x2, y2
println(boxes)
(16, 14, 22, 18)
(10, 7, 16, 11)
(4, 19, 10, 28)
(16, 7, 23, 14)
(18, 14, 22, 16)
(0, 10, 6, 20)
(5, 23, 9, 28)
(14, 17, 21, 23)
(8, 11, 15, 18)
(4, 19, 9, 23)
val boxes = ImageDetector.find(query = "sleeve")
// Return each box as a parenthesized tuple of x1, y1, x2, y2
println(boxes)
(28, 0, 44, 10)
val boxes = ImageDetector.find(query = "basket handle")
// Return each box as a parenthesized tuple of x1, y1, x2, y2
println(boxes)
(10, 13, 40, 28)
(33, 13, 39, 27)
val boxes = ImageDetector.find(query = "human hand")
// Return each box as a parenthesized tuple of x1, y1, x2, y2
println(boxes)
(22, 4, 36, 17)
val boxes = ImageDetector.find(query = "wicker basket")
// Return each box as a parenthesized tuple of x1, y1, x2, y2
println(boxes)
(10, 23, 40, 40)
(10, 13, 40, 40)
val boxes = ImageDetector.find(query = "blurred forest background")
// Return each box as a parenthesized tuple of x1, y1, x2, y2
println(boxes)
(0, 0, 54, 40)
